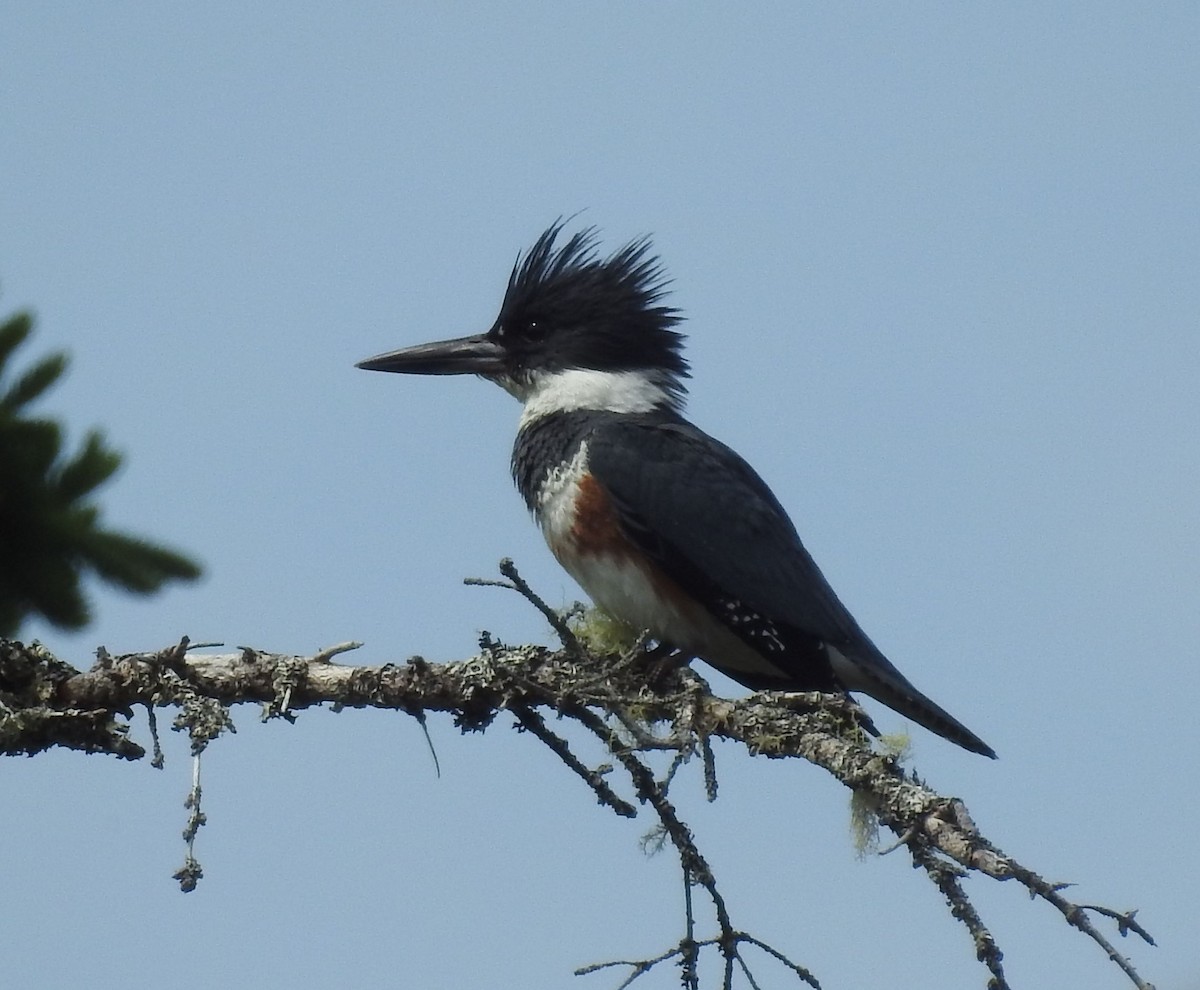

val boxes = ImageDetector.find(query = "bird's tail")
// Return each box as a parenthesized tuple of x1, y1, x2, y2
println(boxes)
(830, 646, 996, 758)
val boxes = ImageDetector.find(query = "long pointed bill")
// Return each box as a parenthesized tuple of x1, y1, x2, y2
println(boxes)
(355, 334, 506, 376)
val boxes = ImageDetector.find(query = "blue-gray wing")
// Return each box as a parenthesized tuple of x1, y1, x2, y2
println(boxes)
(584, 415, 996, 758)
(585, 417, 872, 659)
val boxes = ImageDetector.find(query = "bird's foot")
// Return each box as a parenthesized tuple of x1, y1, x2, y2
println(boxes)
(576, 637, 692, 694)
(637, 641, 695, 692)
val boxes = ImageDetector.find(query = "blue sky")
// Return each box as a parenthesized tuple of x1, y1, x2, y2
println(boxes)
(3, 4, 1196, 988)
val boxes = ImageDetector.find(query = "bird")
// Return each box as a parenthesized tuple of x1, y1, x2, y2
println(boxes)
(357, 222, 995, 758)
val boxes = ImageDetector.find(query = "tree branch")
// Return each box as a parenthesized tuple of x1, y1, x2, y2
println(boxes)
(0, 585, 1158, 990)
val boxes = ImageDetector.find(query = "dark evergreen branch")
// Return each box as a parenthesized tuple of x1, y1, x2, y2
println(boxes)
(0, 310, 201, 637)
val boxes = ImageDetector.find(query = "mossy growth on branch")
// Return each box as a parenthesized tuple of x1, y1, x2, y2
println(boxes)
(564, 602, 640, 654)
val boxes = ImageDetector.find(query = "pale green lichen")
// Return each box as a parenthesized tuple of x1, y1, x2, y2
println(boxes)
(877, 730, 913, 762)
(850, 789, 882, 859)
(850, 732, 912, 857)
(564, 604, 641, 655)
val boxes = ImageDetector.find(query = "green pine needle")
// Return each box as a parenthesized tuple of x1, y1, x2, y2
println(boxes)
(0, 311, 33, 367)
(1, 352, 68, 412)
(0, 308, 202, 637)
(57, 430, 123, 500)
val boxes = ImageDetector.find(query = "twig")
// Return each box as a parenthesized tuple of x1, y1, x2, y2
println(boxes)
(876, 824, 918, 857)
(577, 932, 820, 990)
(413, 708, 441, 778)
(1072, 905, 1156, 946)
(146, 704, 164, 769)
(313, 641, 363, 663)
(569, 629, 654, 696)
(465, 558, 583, 654)
(567, 702, 818, 989)
(512, 705, 636, 818)
(701, 735, 718, 803)
(1005, 862, 1157, 990)
(172, 754, 206, 892)
(734, 935, 820, 988)
(682, 866, 699, 990)
(911, 842, 1007, 988)
(610, 707, 684, 752)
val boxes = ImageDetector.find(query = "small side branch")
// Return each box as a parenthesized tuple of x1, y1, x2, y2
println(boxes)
(512, 704, 636, 818)
(172, 754, 206, 892)
(910, 843, 1006, 988)
(567, 701, 818, 989)
(1004, 863, 1157, 990)
(465, 557, 583, 654)
(1072, 905, 1155, 946)
(577, 931, 820, 990)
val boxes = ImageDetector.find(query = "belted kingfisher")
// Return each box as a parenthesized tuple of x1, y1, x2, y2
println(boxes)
(358, 223, 995, 758)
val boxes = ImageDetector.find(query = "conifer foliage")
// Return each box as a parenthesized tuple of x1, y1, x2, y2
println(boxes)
(0, 310, 200, 637)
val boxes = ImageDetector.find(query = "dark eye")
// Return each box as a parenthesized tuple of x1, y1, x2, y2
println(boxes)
(524, 320, 547, 341)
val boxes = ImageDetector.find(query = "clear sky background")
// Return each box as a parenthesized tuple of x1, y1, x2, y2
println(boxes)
(3, 4, 1196, 989)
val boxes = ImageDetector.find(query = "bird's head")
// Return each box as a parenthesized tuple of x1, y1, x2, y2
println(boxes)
(357, 222, 690, 416)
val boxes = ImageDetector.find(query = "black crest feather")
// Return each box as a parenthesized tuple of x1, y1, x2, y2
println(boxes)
(493, 221, 690, 397)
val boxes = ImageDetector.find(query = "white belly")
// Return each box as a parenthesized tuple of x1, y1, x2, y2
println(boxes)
(534, 443, 783, 681)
